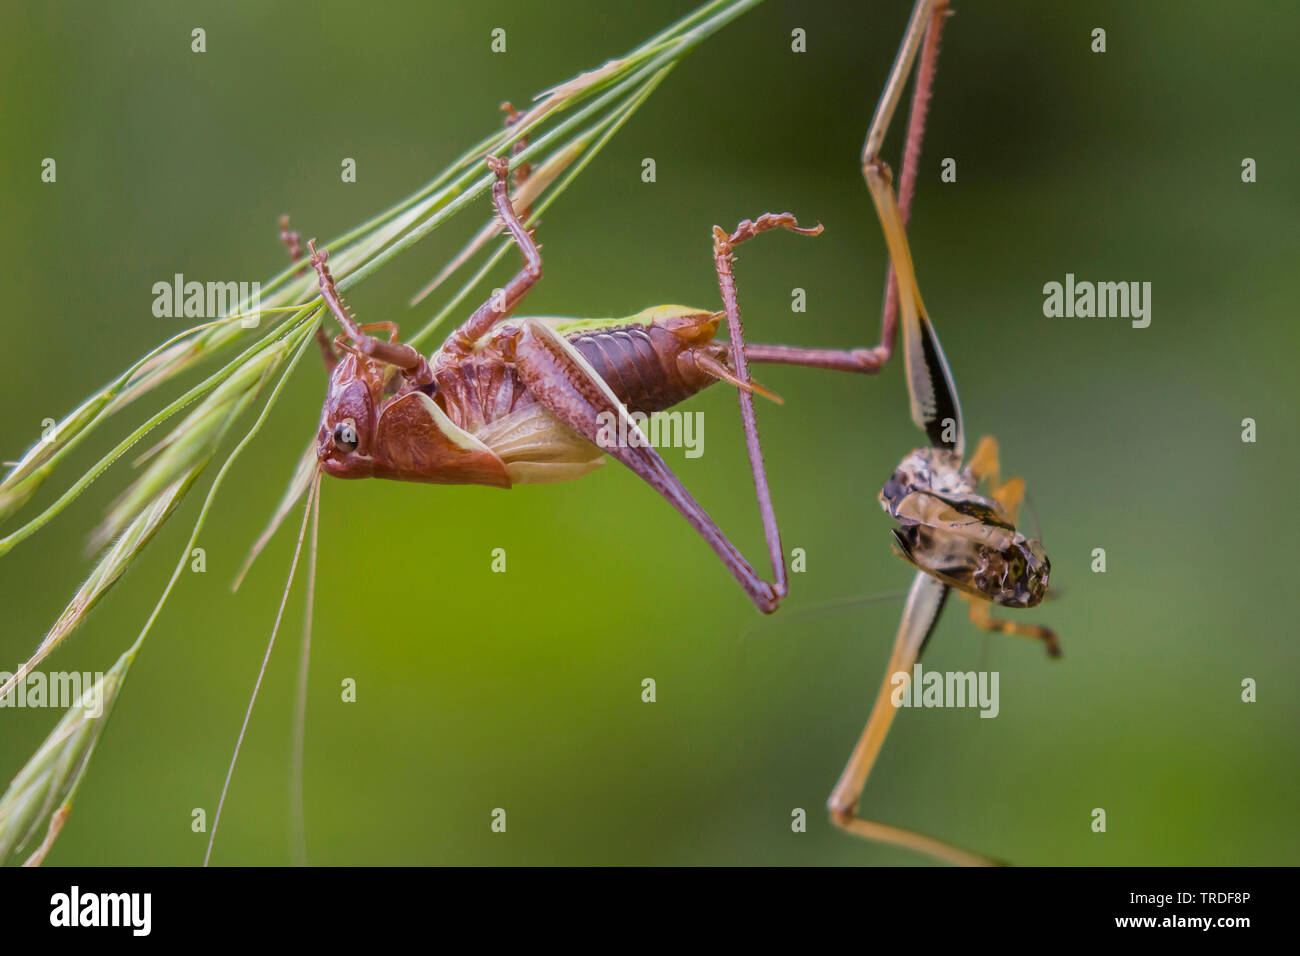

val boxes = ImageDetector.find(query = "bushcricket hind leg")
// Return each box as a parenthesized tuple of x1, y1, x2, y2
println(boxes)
(512, 318, 788, 614)
(861, 0, 962, 453)
(743, 344, 888, 374)
(445, 155, 543, 355)
(876, 0, 951, 371)
(863, 149, 961, 453)
(703, 215, 894, 377)
(828, 572, 998, 865)
(968, 598, 1061, 658)
(280, 215, 338, 370)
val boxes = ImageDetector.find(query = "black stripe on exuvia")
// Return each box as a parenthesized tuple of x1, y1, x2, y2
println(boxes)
(916, 580, 951, 661)
(918, 321, 960, 451)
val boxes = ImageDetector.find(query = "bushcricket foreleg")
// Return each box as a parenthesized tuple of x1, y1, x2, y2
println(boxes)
(966, 434, 1030, 527)
(827, 572, 997, 865)
(446, 155, 542, 354)
(962, 435, 1057, 655)
(965, 435, 1002, 494)
(280, 215, 338, 370)
(353, 321, 402, 342)
(990, 476, 1026, 520)
(513, 319, 787, 613)
(306, 239, 433, 387)
(968, 598, 1061, 658)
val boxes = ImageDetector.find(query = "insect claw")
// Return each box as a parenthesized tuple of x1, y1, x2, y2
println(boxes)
(864, 157, 893, 186)
(279, 215, 304, 266)
(714, 214, 824, 253)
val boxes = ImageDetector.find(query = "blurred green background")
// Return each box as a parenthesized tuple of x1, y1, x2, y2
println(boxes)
(1, 0, 1296, 865)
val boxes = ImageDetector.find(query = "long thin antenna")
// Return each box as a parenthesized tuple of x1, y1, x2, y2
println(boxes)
(204, 471, 319, 866)
(741, 590, 909, 644)
(290, 472, 321, 866)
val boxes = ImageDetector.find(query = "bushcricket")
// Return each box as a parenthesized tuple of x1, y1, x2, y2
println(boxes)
(290, 161, 885, 617)
(820, 0, 1059, 866)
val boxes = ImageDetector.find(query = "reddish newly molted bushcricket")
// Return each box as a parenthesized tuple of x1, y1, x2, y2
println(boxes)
(286, 153, 890, 615)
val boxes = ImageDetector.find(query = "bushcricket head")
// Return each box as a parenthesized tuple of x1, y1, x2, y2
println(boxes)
(314, 348, 513, 488)
(316, 351, 386, 479)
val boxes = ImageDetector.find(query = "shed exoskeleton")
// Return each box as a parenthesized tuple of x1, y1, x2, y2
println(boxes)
(820, 0, 1060, 867)
(880, 442, 1051, 613)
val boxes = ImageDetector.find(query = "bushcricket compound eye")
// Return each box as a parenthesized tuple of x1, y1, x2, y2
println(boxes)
(333, 420, 359, 452)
